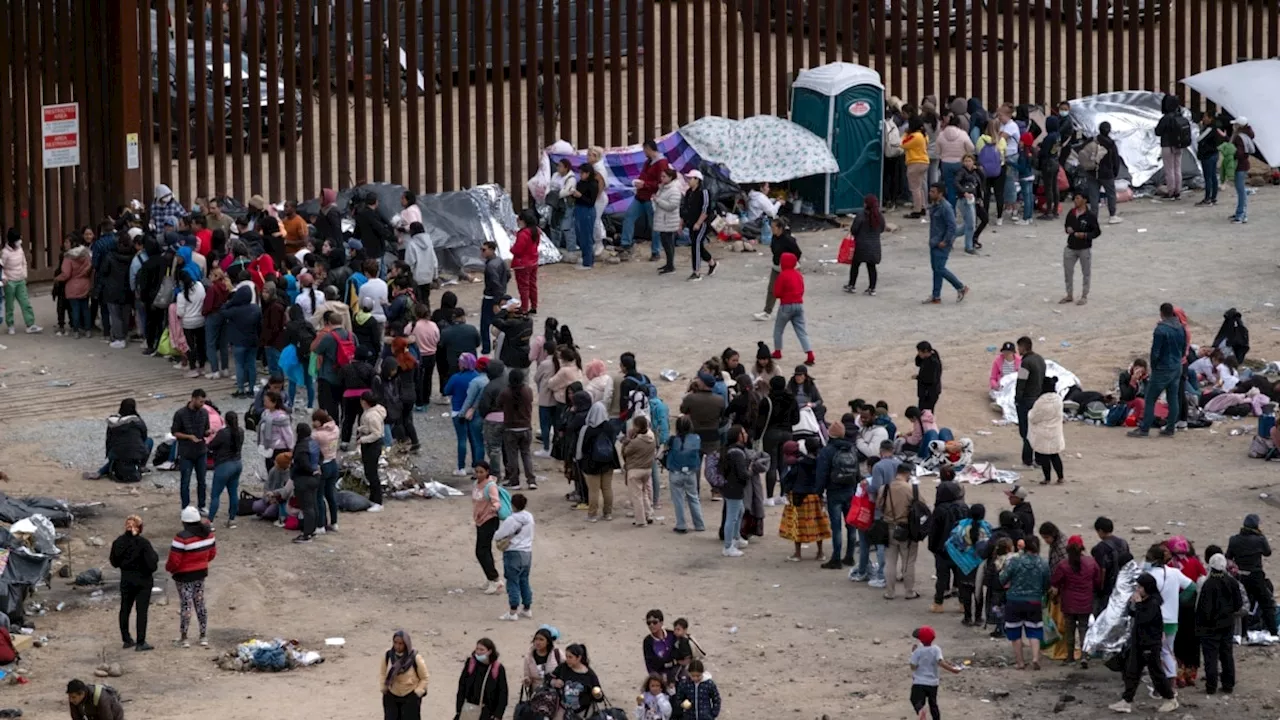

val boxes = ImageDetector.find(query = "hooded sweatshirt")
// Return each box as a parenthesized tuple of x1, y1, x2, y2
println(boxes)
(106, 414, 151, 464)
(56, 245, 94, 299)
(927, 481, 968, 554)
(0, 243, 28, 282)
(404, 231, 438, 286)
(356, 403, 388, 446)
(772, 252, 804, 305)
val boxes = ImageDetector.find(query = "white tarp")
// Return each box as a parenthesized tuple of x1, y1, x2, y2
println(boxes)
(679, 116, 840, 184)
(1067, 91, 1199, 188)
(1183, 60, 1280, 164)
(993, 359, 1080, 424)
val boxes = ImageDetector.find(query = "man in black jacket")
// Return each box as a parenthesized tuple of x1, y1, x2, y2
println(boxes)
(928, 474, 968, 612)
(1004, 485, 1036, 537)
(1015, 337, 1045, 467)
(1197, 552, 1243, 694)
(109, 514, 158, 651)
(1196, 112, 1227, 207)
(1227, 513, 1277, 636)
(170, 389, 210, 512)
(354, 195, 394, 270)
(1060, 193, 1100, 306)
(1153, 94, 1189, 200)
(480, 241, 510, 355)
(491, 302, 533, 371)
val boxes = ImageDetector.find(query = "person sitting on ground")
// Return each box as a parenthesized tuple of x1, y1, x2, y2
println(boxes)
(67, 678, 124, 720)
(85, 398, 154, 482)
(989, 341, 1022, 400)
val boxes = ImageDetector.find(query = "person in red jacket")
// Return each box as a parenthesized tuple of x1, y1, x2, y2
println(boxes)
(165, 505, 216, 648)
(1049, 535, 1101, 668)
(771, 252, 814, 366)
(511, 209, 541, 314)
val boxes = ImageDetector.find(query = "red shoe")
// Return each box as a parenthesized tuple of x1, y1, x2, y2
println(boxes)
(804, 351, 815, 366)
(771, 350, 782, 360)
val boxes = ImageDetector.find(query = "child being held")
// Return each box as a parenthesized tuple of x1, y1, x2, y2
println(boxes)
(908, 626, 961, 720)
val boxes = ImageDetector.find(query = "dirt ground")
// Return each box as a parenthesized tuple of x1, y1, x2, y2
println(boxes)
(3, 188, 1280, 719)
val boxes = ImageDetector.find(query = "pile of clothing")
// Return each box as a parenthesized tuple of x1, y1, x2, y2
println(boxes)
(217, 638, 323, 672)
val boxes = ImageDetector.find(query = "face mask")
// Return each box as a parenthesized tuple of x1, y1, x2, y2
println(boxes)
(474, 653, 489, 663)
(1059, 111, 1070, 117)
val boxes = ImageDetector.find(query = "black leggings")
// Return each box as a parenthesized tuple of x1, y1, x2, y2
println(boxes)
(848, 261, 877, 290)
(475, 516, 500, 582)
(341, 396, 364, 443)
(396, 405, 419, 446)
(985, 167, 1008, 219)
(186, 324, 208, 368)
(691, 223, 713, 274)
(145, 307, 166, 351)
(1036, 452, 1064, 482)
(361, 440, 383, 505)
(973, 201, 989, 246)
(436, 353, 451, 399)
(416, 355, 434, 405)
(910, 684, 940, 720)
(763, 427, 788, 498)
(659, 231, 676, 270)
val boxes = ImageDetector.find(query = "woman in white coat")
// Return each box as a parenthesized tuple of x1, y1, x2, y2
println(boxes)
(174, 273, 207, 378)
(1027, 375, 1065, 485)
(651, 168, 683, 275)
(588, 146, 610, 252)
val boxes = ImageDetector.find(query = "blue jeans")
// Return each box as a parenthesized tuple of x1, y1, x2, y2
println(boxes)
(651, 459, 662, 507)
(1139, 369, 1181, 433)
(265, 347, 282, 377)
(1234, 170, 1248, 219)
(826, 488, 855, 562)
(960, 196, 976, 251)
(621, 198, 655, 253)
(1021, 179, 1035, 220)
(134, 299, 149, 340)
(772, 303, 811, 353)
(98, 438, 155, 476)
(179, 452, 208, 510)
(930, 249, 963, 299)
(316, 459, 339, 526)
(69, 298, 90, 332)
(204, 313, 229, 373)
(502, 550, 533, 610)
(452, 415, 484, 469)
(208, 459, 242, 522)
(669, 469, 705, 531)
(918, 428, 955, 459)
(573, 205, 596, 267)
(538, 405, 558, 451)
(233, 345, 257, 394)
(941, 161, 962, 206)
(288, 366, 316, 409)
(1201, 153, 1219, 202)
(723, 498, 744, 550)
(857, 531, 887, 580)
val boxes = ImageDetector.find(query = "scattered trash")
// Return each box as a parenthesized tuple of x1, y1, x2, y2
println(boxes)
(1137, 228, 1148, 233)
(47, 380, 74, 387)
(975, 430, 992, 436)
(1132, 526, 1153, 534)
(0, 345, 7, 351)
(1125, 489, 1144, 495)
(54, 602, 65, 612)
(728, 626, 738, 635)
(218, 638, 326, 672)
(86, 536, 105, 547)
(324, 638, 345, 646)
(74, 568, 103, 586)
(1060, 341, 1071, 348)
(986, 346, 997, 353)
(1165, 521, 1186, 527)
(1267, 303, 1276, 308)
(660, 369, 682, 382)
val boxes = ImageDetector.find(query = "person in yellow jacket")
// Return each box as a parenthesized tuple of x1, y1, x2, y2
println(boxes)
(381, 629, 429, 719)
(902, 117, 931, 219)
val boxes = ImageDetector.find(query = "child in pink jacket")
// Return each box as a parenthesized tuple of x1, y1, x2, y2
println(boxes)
(989, 341, 1023, 399)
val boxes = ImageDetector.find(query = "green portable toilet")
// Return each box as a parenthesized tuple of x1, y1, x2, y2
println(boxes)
(790, 63, 884, 215)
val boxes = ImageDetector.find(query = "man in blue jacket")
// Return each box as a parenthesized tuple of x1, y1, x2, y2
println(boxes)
(924, 183, 969, 305)
(1129, 303, 1187, 438)
(815, 421, 859, 570)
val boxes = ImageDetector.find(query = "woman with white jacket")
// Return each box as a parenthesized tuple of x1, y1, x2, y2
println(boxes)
(651, 168, 683, 275)
(588, 146, 610, 250)
(1027, 375, 1065, 485)
(174, 274, 208, 378)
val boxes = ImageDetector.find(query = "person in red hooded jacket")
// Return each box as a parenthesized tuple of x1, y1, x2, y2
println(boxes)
(511, 209, 540, 314)
(771, 252, 814, 367)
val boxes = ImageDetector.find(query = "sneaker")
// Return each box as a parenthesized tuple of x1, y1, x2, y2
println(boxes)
(868, 578, 887, 589)
(329, 524, 340, 532)
(185, 369, 202, 378)
(533, 449, 551, 459)
(135, 642, 154, 652)
(1175, 420, 1188, 430)
(820, 559, 842, 569)
(225, 520, 237, 529)
(204, 371, 221, 380)
(292, 534, 313, 544)
(27, 325, 42, 334)
(5, 327, 12, 335)
(602, 514, 613, 521)
(1126, 429, 1150, 438)
(1108, 700, 1132, 713)
(155, 461, 176, 471)
(722, 547, 744, 557)
(1157, 697, 1179, 713)
(735, 538, 749, 548)
(996, 217, 1004, 227)
(687, 273, 702, 281)
(274, 519, 286, 528)
(180, 638, 190, 649)
(930, 603, 945, 613)
(199, 636, 209, 647)
(452, 468, 470, 476)
(707, 261, 718, 277)
(849, 572, 869, 583)
(313, 527, 325, 535)
(586, 515, 599, 523)
(483, 580, 501, 594)
(366, 503, 384, 513)
(122, 640, 135, 649)
(54, 330, 64, 337)
(1108, 215, 1124, 224)
(519, 608, 533, 618)
(752, 312, 771, 321)
(1159, 428, 1176, 437)
(499, 611, 520, 621)
(109, 340, 126, 349)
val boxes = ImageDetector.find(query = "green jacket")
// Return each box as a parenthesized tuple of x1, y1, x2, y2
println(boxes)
(1000, 551, 1051, 603)
(1219, 141, 1238, 182)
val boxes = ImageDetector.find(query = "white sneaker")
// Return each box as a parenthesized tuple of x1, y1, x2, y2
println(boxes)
(1156, 698, 1179, 713)
(867, 578, 887, 589)
(313, 527, 326, 535)
(109, 340, 126, 349)
(735, 538, 749, 548)
(499, 611, 520, 621)
(722, 547, 744, 557)
(204, 371, 221, 380)
(26, 325, 41, 334)
(519, 608, 533, 618)
(329, 523, 340, 531)
(996, 217, 1004, 227)
(452, 468, 470, 476)
(484, 580, 501, 594)
(533, 449, 552, 459)
(752, 312, 771, 322)
(155, 461, 175, 471)
(763, 497, 775, 507)
(1108, 215, 1124, 224)
(1108, 700, 1132, 713)
(366, 504, 383, 513)
(6, 327, 13, 335)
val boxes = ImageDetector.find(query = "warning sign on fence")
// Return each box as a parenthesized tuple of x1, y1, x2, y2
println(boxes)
(42, 103, 80, 169)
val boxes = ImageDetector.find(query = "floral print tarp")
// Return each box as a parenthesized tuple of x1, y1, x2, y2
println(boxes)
(679, 115, 839, 184)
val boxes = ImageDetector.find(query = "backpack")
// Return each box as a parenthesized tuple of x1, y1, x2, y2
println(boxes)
(704, 450, 726, 489)
(1077, 139, 1108, 172)
(978, 141, 1003, 177)
(1173, 114, 1193, 149)
(589, 429, 616, 466)
(331, 330, 356, 367)
(906, 485, 933, 543)
(829, 444, 861, 488)
(485, 481, 513, 520)
(883, 120, 903, 158)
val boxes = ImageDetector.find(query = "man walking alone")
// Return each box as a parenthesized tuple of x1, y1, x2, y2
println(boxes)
(923, 183, 968, 305)
(1060, 193, 1100, 306)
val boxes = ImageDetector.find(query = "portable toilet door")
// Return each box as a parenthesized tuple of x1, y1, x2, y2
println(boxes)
(790, 63, 885, 215)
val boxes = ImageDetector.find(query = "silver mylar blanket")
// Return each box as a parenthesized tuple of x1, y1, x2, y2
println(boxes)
(1082, 559, 1143, 654)
(1066, 91, 1201, 189)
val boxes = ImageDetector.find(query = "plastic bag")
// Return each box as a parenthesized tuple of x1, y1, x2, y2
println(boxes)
(157, 329, 177, 358)
(837, 236, 855, 265)
(1040, 606, 1061, 649)
(846, 491, 875, 531)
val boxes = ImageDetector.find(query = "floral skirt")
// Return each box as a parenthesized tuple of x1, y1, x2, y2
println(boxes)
(779, 493, 832, 543)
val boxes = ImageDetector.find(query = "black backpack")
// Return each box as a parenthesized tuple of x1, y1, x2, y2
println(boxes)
(906, 485, 933, 543)
(1173, 114, 1193, 149)
(829, 444, 861, 488)
(589, 429, 616, 465)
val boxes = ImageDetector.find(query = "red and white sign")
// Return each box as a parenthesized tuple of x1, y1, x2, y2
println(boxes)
(42, 102, 80, 169)
(848, 100, 872, 118)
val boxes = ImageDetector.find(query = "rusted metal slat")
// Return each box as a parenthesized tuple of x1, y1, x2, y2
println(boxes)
(388, 0, 402, 186)
(1085, 0, 1096, 95)
(677, 0, 689, 124)
(1059, 0, 1072, 102)
(823, 0, 835, 69)
(284, 0, 300, 198)
(441, 0, 455, 188)
(248, 0, 263, 193)
(504, 0, 517, 198)
(72, 0, 92, 225)
(790, 0, 801, 93)
(0, 0, 12, 234)
(922, 0, 933, 99)
(611, 0, 624, 143)
(743, 0, 756, 117)
(634, 0, 647, 132)
(336, 0, 351, 188)
(27, 0, 45, 274)
(157, 0, 173, 188)
(42, 0, 62, 256)
(775, 0, 786, 114)
(643, 0, 656, 134)
(857, 0, 869, 71)
(985, 0, 997, 106)
(1221, 0, 1233, 75)
(524, 0, 539, 185)
(266, 0, 281, 199)
(55, 0, 74, 241)
(574, 0, 587, 146)
(808, 0, 820, 68)
(370, 0, 386, 184)
(213, 0, 228, 197)
(1130, 0, 1142, 92)
(229, 0, 245, 199)
(9, 0, 30, 253)
(352, 0, 368, 185)
(906, 0, 919, 101)
(493, 0, 507, 191)
(1270, 0, 1279, 60)
(1111, 0, 1124, 93)
(712, 0, 724, 119)
(137, 0, 155, 207)
(1186, 0, 1198, 108)
(426, 0, 441, 192)
(193, 0, 209, 198)
(952, 0, 963, 97)
(593, 0, 606, 146)
(543, 0, 558, 147)
(1157, 0, 1170, 98)
(1253, 0, 1264, 61)
(86, 0, 104, 225)
(471, 0, 486, 183)
(1004, 0, 1016, 101)
(756, 0, 770, 115)
(175, 0, 191, 203)
(1032, 0, 1044, 103)
(557, 0, 570, 146)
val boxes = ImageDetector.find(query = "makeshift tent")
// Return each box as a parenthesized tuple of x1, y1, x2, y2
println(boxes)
(678, 115, 839, 183)
(992, 360, 1080, 424)
(1182, 60, 1280, 164)
(1066, 91, 1201, 189)
(789, 62, 885, 215)
(527, 134, 703, 217)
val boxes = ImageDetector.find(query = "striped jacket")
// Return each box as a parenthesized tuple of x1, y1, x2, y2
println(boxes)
(164, 524, 216, 583)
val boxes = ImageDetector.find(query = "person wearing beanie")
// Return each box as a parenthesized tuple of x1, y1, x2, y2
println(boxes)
(751, 341, 779, 385)
(164, 505, 216, 648)
(1112, 573, 1178, 713)
(1196, 552, 1243, 695)
(770, 252, 815, 366)
(1227, 513, 1277, 636)
(908, 625, 960, 720)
